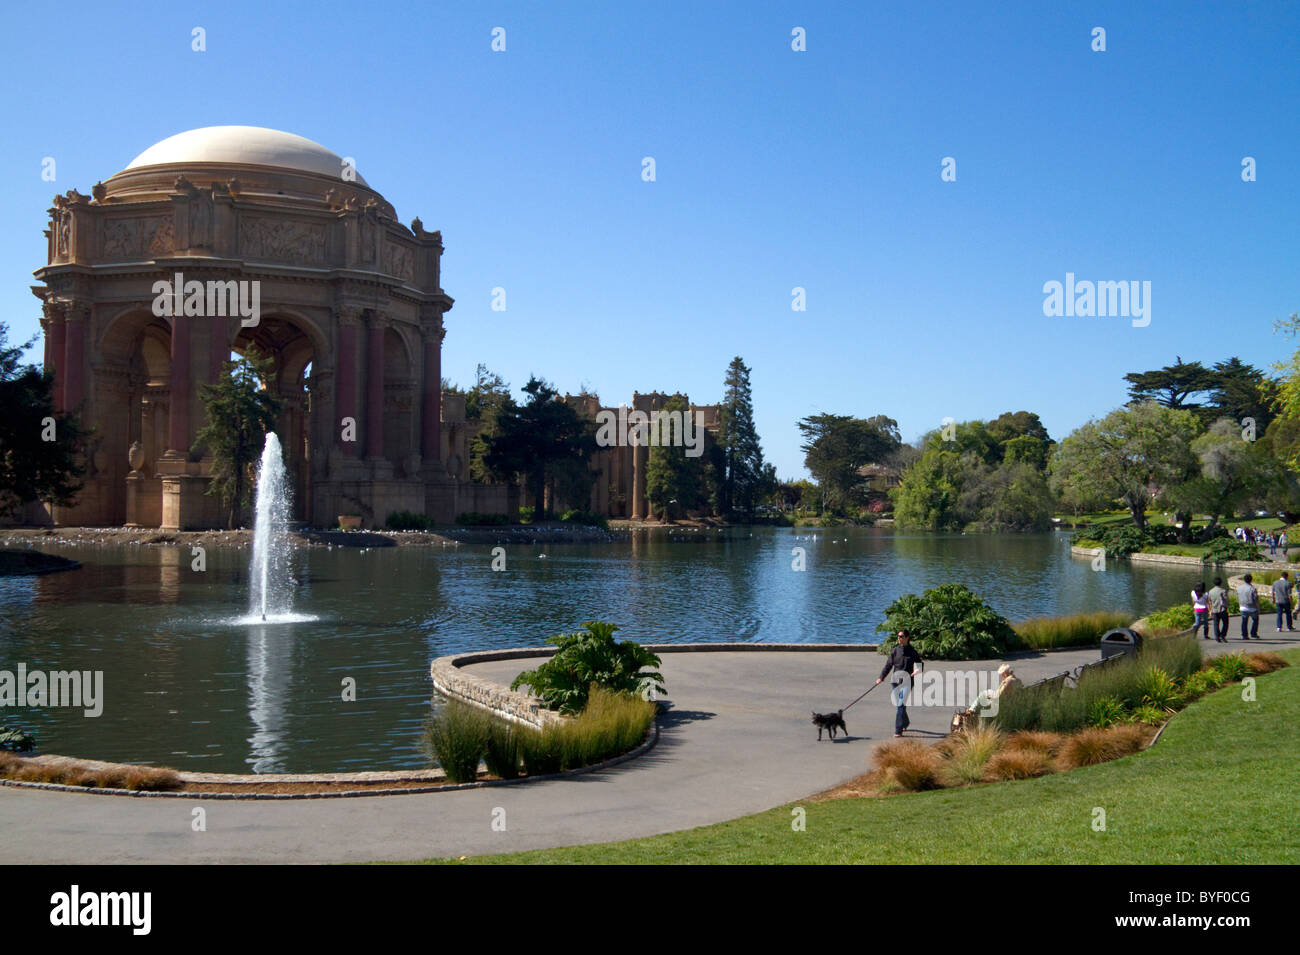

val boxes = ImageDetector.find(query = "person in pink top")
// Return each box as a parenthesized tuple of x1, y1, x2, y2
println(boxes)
(1191, 582, 1210, 639)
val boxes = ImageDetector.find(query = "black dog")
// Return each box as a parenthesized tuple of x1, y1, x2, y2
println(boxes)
(811, 710, 847, 740)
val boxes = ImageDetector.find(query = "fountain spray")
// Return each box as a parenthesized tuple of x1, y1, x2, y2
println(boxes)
(248, 432, 294, 621)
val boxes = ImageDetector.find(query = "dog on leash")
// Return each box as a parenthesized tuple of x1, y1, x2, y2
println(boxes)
(811, 709, 847, 740)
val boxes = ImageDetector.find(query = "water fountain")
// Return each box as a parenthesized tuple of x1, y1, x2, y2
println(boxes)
(242, 432, 309, 624)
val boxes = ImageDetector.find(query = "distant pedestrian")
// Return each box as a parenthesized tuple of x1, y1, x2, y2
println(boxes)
(1282, 532, 1290, 555)
(1191, 582, 1210, 639)
(875, 629, 922, 738)
(1268, 533, 1277, 556)
(1238, 574, 1260, 640)
(1273, 572, 1294, 632)
(1208, 577, 1230, 643)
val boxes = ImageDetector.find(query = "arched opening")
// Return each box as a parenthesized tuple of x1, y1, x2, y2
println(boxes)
(383, 326, 416, 474)
(231, 315, 319, 523)
(99, 309, 173, 526)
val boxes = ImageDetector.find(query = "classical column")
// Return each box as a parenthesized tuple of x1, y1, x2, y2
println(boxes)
(208, 313, 229, 383)
(365, 313, 386, 460)
(632, 442, 646, 520)
(47, 306, 67, 413)
(167, 314, 191, 456)
(421, 320, 444, 463)
(336, 309, 360, 456)
(62, 305, 87, 411)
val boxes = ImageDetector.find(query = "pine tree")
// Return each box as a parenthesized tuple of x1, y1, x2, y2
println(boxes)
(192, 349, 281, 528)
(645, 394, 702, 520)
(717, 356, 765, 518)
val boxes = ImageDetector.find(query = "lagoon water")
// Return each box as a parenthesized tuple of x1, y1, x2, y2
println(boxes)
(0, 527, 1198, 773)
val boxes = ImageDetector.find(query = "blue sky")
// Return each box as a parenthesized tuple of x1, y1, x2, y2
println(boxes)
(2, 1, 1297, 478)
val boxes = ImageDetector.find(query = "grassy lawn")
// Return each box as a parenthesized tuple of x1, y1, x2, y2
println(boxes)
(434, 648, 1300, 864)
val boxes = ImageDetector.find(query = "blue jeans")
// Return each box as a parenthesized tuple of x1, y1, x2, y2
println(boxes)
(1195, 609, 1209, 636)
(1277, 603, 1292, 630)
(1241, 610, 1259, 638)
(892, 682, 910, 733)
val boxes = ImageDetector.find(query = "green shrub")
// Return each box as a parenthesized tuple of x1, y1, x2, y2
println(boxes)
(1179, 670, 1214, 699)
(1142, 633, 1203, 682)
(559, 509, 609, 530)
(0, 726, 35, 753)
(877, 583, 1020, 660)
(995, 635, 1200, 734)
(1090, 525, 1149, 558)
(1202, 538, 1265, 563)
(518, 506, 536, 523)
(483, 720, 522, 779)
(1127, 703, 1167, 725)
(516, 687, 656, 774)
(423, 701, 490, 783)
(511, 621, 665, 715)
(518, 725, 565, 775)
(457, 511, 510, 526)
(1086, 696, 1126, 728)
(1013, 611, 1133, 650)
(1136, 666, 1181, 710)
(1145, 604, 1194, 633)
(1210, 653, 1252, 683)
(385, 509, 435, 531)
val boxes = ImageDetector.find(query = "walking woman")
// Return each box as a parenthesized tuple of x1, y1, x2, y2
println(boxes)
(1192, 582, 1210, 639)
(875, 630, 922, 737)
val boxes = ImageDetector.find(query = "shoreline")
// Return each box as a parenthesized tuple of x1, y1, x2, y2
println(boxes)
(0, 522, 623, 551)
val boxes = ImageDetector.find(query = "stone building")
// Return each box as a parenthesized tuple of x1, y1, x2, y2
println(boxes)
(558, 391, 721, 519)
(32, 125, 516, 529)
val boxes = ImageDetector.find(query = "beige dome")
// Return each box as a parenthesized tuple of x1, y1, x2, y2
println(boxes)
(125, 126, 367, 186)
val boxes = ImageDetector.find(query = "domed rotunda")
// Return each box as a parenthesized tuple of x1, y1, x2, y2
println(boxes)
(31, 126, 501, 529)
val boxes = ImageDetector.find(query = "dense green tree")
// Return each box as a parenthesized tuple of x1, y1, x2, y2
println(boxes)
(890, 449, 967, 530)
(1165, 418, 1272, 531)
(645, 395, 702, 520)
(1124, 357, 1216, 410)
(717, 357, 766, 517)
(798, 412, 901, 511)
(1002, 434, 1049, 470)
(1050, 402, 1201, 532)
(192, 349, 282, 528)
(923, 419, 999, 464)
(0, 323, 86, 517)
(1209, 357, 1278, 433)
(476, 376, 597, 518)
(985, 410, 1051, 455)
(1262, 415, 1300, 522)
(957, 460, 1055, 531)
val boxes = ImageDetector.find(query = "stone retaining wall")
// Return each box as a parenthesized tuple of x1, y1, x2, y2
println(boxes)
(429, 649, 568, 729)
(430, 642, 883, 729)
(1069, 545, 1278, 573)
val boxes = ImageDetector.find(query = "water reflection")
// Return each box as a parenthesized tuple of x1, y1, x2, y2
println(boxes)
(245, 623, 293, 773)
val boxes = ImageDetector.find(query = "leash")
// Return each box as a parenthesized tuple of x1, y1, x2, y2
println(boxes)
(842, 662, 924, 712)
(841, 680, 883, 712)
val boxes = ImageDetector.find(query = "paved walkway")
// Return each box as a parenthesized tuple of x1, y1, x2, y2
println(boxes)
(1, 630, 1295, 864)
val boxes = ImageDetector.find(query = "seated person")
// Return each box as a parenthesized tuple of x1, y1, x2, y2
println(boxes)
(966, 663, 1019, 715)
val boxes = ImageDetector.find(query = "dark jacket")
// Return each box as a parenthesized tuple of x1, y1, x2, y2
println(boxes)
(880, 642, 922, 683)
